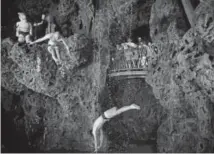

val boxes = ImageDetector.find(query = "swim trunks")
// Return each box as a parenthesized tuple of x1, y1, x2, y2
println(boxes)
(18, 31, 29, 37)
(102, 113, 109, 120)
(48, 43, 60, 50)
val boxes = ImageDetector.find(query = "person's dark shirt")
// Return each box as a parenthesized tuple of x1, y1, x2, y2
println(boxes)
(34, 20, 48, 39)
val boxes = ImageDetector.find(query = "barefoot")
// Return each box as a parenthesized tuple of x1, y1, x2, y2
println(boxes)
(131, 104, 140, 110)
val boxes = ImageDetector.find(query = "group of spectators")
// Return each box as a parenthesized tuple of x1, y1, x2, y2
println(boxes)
(111, 37, 155, 70)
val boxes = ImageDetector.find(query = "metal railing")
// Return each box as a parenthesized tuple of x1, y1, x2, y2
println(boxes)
(109, 47, 148, 73)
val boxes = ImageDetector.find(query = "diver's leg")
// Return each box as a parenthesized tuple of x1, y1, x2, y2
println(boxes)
(115, 104, 140, 116)
(48, 46, 59, 64)
(54, 46, 61, 62)
(36, 55, 41, 72)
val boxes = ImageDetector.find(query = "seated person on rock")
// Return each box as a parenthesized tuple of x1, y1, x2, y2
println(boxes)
(29, 31, 70, 65)
(16, 12, 32, 44)
(92, 104, 140, 152)
(33, 14, 48, 39)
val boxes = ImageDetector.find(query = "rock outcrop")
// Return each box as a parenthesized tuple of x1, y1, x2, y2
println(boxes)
(147, 0, 214, 152)
(1, 33, 102, 152)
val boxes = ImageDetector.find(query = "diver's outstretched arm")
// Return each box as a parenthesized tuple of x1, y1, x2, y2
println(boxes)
(97, 129, 104, 150)
(30, 33, 52, 44)
(92, 129, 98, 153)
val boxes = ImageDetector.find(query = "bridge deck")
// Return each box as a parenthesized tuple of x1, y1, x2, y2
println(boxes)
(109, 68, 147, 73)
(108, 69, 148, 78)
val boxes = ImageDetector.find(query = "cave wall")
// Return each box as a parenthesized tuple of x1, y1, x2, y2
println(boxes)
(147, 0, 214, 152)
(2, 0, 214, 152)
(1, 0, 153, 152)
(1, 34, 104, 152)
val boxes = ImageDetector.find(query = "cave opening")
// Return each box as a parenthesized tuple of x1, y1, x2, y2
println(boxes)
(131, 25, 151, 43)
(92, 0, 99, 10)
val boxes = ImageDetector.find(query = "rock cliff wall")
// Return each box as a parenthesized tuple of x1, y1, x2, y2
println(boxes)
(147, 0, 214, 152)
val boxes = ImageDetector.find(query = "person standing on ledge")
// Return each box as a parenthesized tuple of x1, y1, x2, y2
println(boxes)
(92, 104, 141, 152)
(16, 12, 32, 44)
(33, 14, 48, 40)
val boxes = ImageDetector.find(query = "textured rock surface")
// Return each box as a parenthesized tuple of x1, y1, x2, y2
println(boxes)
(1, 34, 101, 152)
(1, 38, 25, 94)
(147, 0, 214, 152)
(2, 0, 148, 152)
(2, 0, 214, 153)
